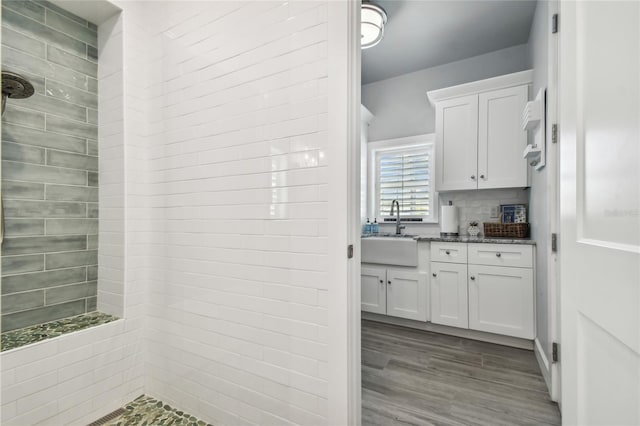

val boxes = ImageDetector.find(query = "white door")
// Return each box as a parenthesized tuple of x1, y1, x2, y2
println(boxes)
(361, 266, 386, 314)
(478, 86, 529, 189)
(468, 264, 534, 339)
(386, 269, 427, 321)
(560, 1, 640, 424)
(430, 262, 468, 328)
(435, 95, 478, 191)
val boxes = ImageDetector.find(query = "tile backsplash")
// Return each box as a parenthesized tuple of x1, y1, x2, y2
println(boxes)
(376, 188, 530, 236)
(1, 1, 99, 332)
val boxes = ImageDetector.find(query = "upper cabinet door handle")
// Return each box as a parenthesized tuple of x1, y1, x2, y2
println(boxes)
(471, 175, 476, 180)
(480, 174, 485, 179)
(470, 276, 476, 280)
(379, 279, 384, 284)
(432, 273, 437, 277)
(496, 253, 502, 258)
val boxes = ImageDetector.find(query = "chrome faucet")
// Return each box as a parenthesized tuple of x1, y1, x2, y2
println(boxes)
(390, 199, 405, 235)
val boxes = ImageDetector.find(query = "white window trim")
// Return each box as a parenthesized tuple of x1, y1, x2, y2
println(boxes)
(367, 134, 438, 224)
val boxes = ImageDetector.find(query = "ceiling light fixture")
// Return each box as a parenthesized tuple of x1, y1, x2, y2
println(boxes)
(361, 2, 387, 49)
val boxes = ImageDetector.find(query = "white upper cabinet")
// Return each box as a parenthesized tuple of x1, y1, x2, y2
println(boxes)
(435, 95, 479, 191)
(428, 70, 532, 192)
(478, 86, 529, 189)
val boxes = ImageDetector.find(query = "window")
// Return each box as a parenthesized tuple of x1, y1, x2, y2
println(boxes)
(370, 135, 437, 223)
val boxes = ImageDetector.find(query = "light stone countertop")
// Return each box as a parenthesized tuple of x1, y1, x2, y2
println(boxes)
(414, 235, 535, 245)
(361, 234, 535, 245)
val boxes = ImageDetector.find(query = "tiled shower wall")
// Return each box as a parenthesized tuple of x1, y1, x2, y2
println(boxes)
(1, 1, 99, 332)
(139, 1, 332, 424)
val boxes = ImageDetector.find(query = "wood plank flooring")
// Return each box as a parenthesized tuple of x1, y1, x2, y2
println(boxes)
(361, 320, 561, 426)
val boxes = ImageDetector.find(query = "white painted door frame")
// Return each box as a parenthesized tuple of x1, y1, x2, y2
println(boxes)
(547, 0, 561, 406)
(327, 1, 361, 425)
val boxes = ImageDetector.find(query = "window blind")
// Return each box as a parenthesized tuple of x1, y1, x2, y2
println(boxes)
(378, 147, 432, 219)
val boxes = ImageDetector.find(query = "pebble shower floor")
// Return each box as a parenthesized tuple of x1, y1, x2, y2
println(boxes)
(102, 395, 214, 426)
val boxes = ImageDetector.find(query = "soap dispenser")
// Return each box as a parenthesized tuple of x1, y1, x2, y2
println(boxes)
(364, 218, 372, 235)
(372, 218, 379, 235)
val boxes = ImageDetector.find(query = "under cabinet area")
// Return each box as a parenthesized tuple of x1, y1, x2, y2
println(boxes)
(468, 264, 534, 339)
(361, 265, 427, 321)
(361, 239, 535, 341)
(386, 269, 427, 321)
(361, 266, 387, 315)
(430, 262, 468, 328)
(429, 242, 535, 339)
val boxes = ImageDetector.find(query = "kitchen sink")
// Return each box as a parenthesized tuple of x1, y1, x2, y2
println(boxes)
(361, 235, 418, 266)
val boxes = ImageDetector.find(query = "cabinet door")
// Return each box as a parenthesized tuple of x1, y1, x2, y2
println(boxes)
(435, 95, 479, 191)
(478, 86, 529, 189)
(361, 266, 386, 314)
(468, 265, 534, 339)
(430, 262, 468, 328)
(386, 269, 427, 321)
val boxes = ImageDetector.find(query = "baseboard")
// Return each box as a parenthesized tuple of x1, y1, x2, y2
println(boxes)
(362, 312, 534, 350)
(534, 337, 552, 396)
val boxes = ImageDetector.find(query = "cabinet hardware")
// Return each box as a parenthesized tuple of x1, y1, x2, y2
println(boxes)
(445, 250, 450, 255)
(379, 279, 383, 284)
(496, 253, 502, 258)
(551, 233, 558, 252)
(347, 244, 353, 259)
(387, 280, 391, 285)
(432, 273, 437, 277)
(470, 276, 476, 280)
(471, 175, 476, 180)
(480, 174, 485, 179)
(552, 342, 559, 362)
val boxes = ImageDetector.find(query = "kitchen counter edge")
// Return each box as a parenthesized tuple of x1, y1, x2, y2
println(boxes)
(413, 236, 536, 245)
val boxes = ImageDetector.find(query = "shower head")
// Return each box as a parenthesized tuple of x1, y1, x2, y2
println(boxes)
(2, 71, 35, 115)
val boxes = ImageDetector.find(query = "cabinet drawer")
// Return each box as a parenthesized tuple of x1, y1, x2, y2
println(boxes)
(430, 242, 467, 264)
(468, 244, 533, 268)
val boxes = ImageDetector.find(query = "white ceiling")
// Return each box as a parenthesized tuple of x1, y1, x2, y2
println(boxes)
(362, 0, 537, 84)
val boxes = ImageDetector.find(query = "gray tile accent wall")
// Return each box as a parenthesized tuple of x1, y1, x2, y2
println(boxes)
(2, 1, 99, 332)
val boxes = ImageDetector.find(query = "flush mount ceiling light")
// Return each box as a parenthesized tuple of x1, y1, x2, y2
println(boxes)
(361, 2, 387, 49)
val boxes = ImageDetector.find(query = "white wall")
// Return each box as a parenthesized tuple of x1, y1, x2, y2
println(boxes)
(134, 2, 333, 425)
(527, 0, 552, 380)
(362, 44, 530, 142)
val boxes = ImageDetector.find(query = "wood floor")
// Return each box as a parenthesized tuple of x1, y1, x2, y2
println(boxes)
(361, 320, 561, 426)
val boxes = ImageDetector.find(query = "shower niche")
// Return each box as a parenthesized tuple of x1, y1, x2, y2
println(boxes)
(1, 0, 114, 348)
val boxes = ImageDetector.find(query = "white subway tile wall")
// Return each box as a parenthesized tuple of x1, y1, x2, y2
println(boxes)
(1, 0, 99, 330)
(138, 1, 330, 424)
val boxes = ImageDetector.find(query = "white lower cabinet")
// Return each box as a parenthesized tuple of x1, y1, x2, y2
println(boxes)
(430, 262, 469, 328)
(361, 266, 427, 321)
(361, 266, 386, 315)
(387, 269, 428, 321)
(468, 264, 534, 339)
(363, 242, 535, 341)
